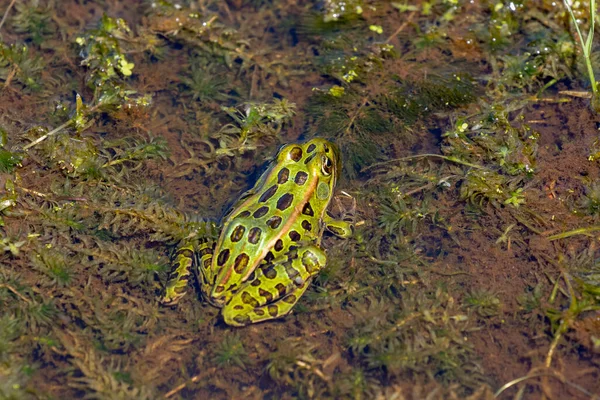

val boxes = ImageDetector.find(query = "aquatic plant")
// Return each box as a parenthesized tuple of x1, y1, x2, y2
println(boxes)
(378, 195, 430, 236)
(564, 0, 600, 110)
(179, 57, 231, 104)
(309, 71, 475, 178)
(0, 0, 598, 397)
(172, 99, 296, 178)
(11, 0, 54, 45)
(29, 247, 74, 287)
(56, 331, 155, 399)
(212, 334, 249, 369)
(266, 338, 338, 397)
(0, 43, 45, 92)
(464, 289, 501, 318)
(321, 0, 364, 23)
(576, 182, 600, 216)
(345, 287, 486, 390)
(76, 15, 136, 90)
(0, 129, 21, 173)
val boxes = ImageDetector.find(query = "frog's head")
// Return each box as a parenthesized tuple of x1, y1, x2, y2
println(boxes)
(273, 138, 340, 207)
(277, 137, 340, 181)
(309, 138, 340, 184)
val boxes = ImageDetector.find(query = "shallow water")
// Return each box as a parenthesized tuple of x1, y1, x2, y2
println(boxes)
(0, 1, 599, 399)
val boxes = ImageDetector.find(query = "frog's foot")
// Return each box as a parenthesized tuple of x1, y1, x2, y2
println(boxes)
(324, 192, 355, 239)
(160, 238, 214, 306)
(160, 243, 195, 306)
(222, 245, 326, 327)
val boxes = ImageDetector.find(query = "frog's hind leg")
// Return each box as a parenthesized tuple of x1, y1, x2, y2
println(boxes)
(222, 246, 326, 327)
(160, 239, 212, 305)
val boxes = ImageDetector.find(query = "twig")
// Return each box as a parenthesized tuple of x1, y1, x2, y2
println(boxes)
(23, 103, 101, 150)
(0, 283, 31, 303)
(385, 12, 416, 44)
(494, 367, 596, 398)
(19, 187, 48, 198)
(22, 119, 72, 150)
(164, 368, 217, 398)
(2, 65, 16, 90)
(545, 225, 600, 241)
(364, 153, 486, 171)
(0, 0, 17, 32)
(344, 96, 368, 136)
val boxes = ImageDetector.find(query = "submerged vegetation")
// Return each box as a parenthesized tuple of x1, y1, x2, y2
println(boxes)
(564, 0, 599, 110)
(0, 0, 599, 398)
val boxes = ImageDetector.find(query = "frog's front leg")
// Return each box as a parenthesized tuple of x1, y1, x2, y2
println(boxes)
(222, 245, 326, 327)
(323, 194, 355, 239)
(324, 214, 354, 240)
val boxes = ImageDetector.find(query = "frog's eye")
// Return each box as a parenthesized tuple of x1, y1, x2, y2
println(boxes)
(321, 156, 333, 175)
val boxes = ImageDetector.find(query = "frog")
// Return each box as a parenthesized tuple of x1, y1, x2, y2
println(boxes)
(160, 138, 353, 326)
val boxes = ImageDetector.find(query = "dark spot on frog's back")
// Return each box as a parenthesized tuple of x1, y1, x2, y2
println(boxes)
(327, 225, 344, 236)
(251, 278, 262, 287)
(289, 230, 301, 241)
(306, 143, 316, 153)
(247, 270, 256, 281)
(278, 168, 289, 184)
(294, 171, 308, 185)
(302, 202, 314, 216)
(236, 210, 251, 218)
(233, 253, 250, 274)
(304, 153, 315, 165)
(253, 206, 269, 218)
(277, 193, 294, 211)
(289, 147, 302, 162)
(230, 225, 245, 242)
(301, 220, 312, 231)
(264, 251, 275, 263)
(248, 227, 262, 244)
(283, 294, 297, 304)
(198, 246, 212, 257)
(264, 267, 277, 279)
(217, 249, 230, 266)
(259, 185, 278, 203)
(233, 315, 251, 325)
(274, 239, 284, 252)
(266, 216, 282, 229)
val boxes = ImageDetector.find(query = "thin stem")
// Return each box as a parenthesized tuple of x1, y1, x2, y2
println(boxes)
(344, 97, 368, 136)
(564, 0, 598, 100)
(546, 225, 600, 240)
(364, 153, 486, 171)
(385, 12, 416, 44)
(23, 104, 101, 150)
(22, 119, 72, 150)
(0, 283, 31, 303)
(494, 369, 596, 398)
(0, 0, 17, 32)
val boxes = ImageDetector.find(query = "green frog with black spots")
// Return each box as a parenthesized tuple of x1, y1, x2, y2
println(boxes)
(160, 138, 353, 326)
